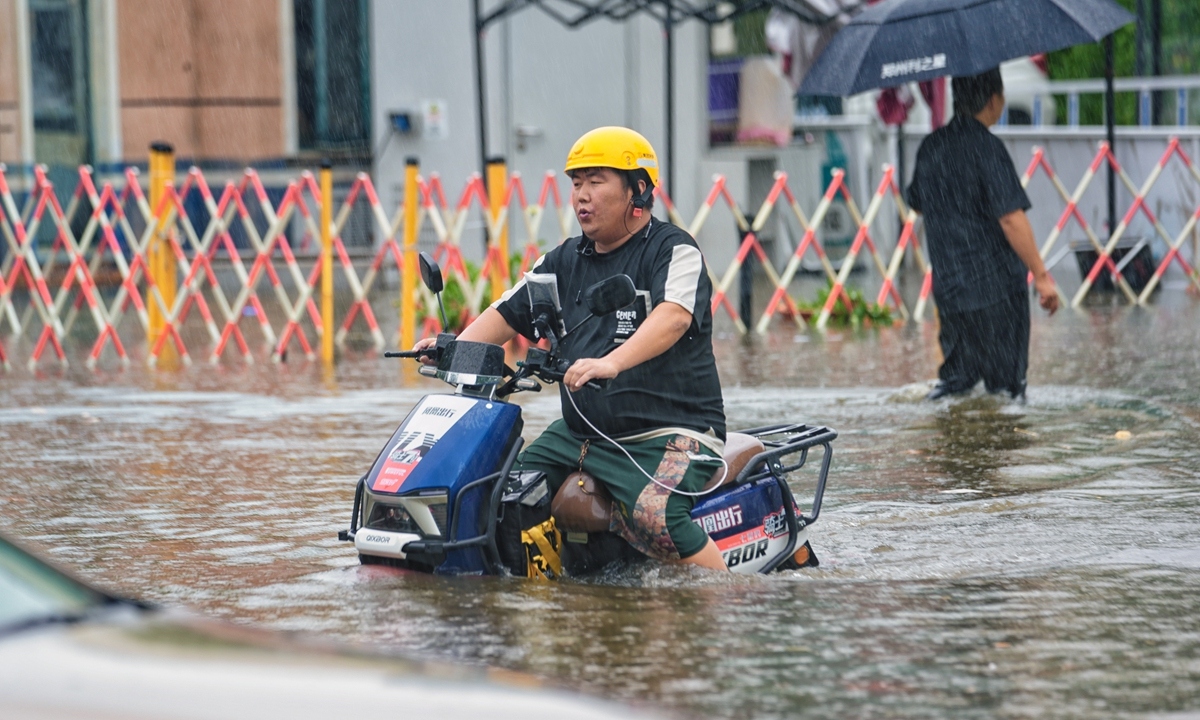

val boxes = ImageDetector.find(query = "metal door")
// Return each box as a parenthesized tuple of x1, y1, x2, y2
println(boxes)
(506, 11, 629, 235)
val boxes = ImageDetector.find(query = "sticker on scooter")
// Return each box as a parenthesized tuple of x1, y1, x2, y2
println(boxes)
(372, 395, 479, 493)
(723, 539, 770, 568)
(692, 504, 743, 534)
(763, 508, 788, 539)
(717, 525, 766, 551)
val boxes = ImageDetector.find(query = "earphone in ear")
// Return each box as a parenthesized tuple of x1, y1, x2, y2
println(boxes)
(631, 179, 653, 218)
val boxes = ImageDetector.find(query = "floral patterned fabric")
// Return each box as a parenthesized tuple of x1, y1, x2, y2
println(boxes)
(609, 436, 699, 561)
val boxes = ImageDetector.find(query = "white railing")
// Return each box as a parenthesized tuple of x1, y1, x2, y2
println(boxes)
(1005, 75, 1200, 128)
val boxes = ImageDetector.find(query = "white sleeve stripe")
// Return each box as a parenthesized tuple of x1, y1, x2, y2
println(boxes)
(663, 245, 703, 315)
(490, 254, 546, 308)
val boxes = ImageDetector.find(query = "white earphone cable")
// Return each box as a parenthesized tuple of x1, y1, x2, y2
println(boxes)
(565, 386, 729, 497)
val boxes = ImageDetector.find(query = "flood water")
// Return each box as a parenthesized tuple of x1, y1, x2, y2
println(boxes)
(2, 291, 1200, 719)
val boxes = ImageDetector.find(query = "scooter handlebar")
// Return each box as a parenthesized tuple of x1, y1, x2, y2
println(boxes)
(517, 351, 608, 392)
(385, 333, 455, 360)
(383, 348, 438, 359)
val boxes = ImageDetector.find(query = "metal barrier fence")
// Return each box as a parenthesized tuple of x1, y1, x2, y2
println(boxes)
(0, 138, 1198, 372)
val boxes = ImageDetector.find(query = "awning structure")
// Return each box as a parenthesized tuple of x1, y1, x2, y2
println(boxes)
(470, 0, 866, 193)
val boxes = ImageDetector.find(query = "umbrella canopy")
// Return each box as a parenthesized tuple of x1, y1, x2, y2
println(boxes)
(800, 0, 1134, 96)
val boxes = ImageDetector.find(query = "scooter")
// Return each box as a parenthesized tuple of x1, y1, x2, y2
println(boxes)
(337, 253, 837, 577)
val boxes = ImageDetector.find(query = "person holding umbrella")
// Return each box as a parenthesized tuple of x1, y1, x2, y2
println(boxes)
(796, 0, 1135, 399)
(907, 68, 1058, 401)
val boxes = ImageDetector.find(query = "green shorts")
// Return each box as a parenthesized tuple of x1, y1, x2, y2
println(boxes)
(515, 419, 718, 560)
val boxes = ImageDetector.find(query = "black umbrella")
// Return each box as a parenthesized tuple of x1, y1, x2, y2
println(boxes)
(799, 0, 1133, 97)
(799, 0, 1134, 240)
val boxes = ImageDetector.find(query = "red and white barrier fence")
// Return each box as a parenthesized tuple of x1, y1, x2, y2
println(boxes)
(0, 139, 1197, 371)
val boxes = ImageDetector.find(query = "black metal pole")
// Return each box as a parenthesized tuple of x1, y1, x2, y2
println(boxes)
(1135, 0, 1146, 77)
(664, 2, 675, 197)
(1105, 34, 1116, 239)
(473, 0, 489, 182)
(739, 217, 754, 328)
(896, 122, 908, 244)
(1151, 0, 1163, 123)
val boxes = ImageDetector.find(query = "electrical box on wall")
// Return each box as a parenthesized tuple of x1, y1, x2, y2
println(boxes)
(389, 111, 418, 136)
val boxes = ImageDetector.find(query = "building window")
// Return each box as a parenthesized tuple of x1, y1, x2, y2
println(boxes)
(30, 0, 92, 168)
(294, 0, 371, 152)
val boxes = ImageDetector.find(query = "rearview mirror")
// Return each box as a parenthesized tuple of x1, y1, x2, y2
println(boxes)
(418, 252, 443, 294)
(584, 275, 637, 317)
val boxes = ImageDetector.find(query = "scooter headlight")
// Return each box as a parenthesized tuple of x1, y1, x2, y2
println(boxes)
(402, 492, 449, 538)
(365, 494, 448, 538)
(367, 503, 420, 535)
(428, 502, 448, 536)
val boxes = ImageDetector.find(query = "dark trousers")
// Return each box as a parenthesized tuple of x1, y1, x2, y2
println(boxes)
(937, 290, 1030, 398)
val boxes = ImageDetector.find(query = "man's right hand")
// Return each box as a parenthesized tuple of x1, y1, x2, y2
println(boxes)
(412, 336, 438, 365)
(1033, 272, 1059, 315)
(1000, 210, 1060, 316)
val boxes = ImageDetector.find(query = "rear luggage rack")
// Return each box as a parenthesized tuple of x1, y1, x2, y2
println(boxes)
(734, 423, 837, 573)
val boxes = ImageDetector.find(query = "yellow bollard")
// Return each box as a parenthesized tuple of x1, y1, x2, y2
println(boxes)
(320, 160, 335, 367)
(487, 156, 509, 304)
(400, 157, 420, 351)
(148, 142, 176, 363)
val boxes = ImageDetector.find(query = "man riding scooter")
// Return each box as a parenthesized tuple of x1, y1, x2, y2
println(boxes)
(414, 126, 728, 570)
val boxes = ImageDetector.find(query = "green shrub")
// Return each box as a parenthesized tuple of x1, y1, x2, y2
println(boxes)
(795, 280, 894, 328)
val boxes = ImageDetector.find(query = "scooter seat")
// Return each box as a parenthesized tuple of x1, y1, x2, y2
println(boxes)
(702, 432, 765, 492)
(551, 433, 767, 533)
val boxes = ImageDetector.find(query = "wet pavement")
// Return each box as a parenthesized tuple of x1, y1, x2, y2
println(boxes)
(2, 290, 1200, 719)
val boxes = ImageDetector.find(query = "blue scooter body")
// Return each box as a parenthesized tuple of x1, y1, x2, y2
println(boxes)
(354, 393, 522, 574)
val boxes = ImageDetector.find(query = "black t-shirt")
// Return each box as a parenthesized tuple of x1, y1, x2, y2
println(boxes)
(494, 218, 726, 442)
(907, 114, 1031, 313)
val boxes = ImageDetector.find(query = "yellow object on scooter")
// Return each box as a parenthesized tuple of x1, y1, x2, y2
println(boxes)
(521, 519, 563, 580)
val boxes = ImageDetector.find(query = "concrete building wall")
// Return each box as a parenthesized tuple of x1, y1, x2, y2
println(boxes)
(0, 0, 23, 164)
(117, 0, 285, 162)
(370, 2, 710, 261)
(371, 0, 479, 210)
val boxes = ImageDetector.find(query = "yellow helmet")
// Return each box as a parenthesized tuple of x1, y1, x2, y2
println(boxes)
(564, 126, 659, 188)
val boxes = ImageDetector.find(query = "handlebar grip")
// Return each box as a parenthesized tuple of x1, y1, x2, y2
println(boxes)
(585, 378, 607, 390)
(383, 351, 420, 358)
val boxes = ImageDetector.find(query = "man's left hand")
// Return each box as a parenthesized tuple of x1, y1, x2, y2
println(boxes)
(563, 357, 620, 392)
